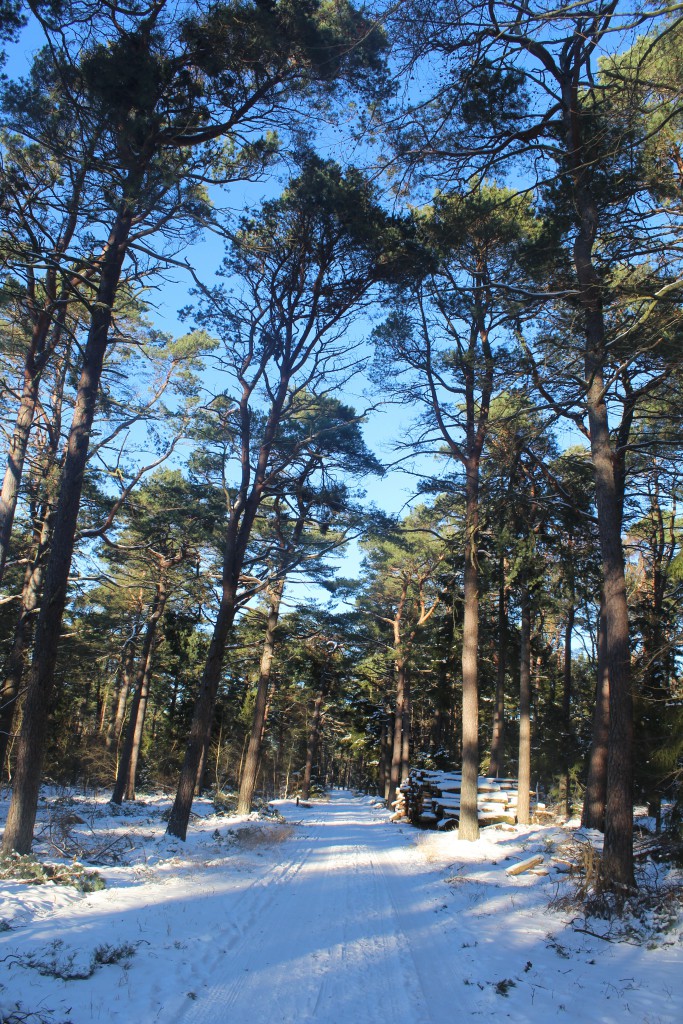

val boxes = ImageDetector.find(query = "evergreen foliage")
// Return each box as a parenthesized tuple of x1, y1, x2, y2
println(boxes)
(0, 0, 680, 898)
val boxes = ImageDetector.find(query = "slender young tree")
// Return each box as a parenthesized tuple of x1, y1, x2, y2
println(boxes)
(167, 157, 411, 839)
(373, 186, 542, 838)
(237, 395, 382, 812)
(516, 576, 532, 824)
(301, 640, 340, 800)
(356, 508, 445, 807)
(2, 0, 387, 854)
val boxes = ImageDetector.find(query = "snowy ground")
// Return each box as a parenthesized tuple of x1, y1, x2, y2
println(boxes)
(0, 789, 681, 1024)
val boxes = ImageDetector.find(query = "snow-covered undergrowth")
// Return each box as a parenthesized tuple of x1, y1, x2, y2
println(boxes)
(0, 789, 681, 1024)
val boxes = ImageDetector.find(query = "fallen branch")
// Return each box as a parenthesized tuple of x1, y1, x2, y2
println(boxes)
(505, 854, 544, 876)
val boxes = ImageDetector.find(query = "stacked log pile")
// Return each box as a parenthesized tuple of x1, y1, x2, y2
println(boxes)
(402, 768, 536, 828)
(389, 788, 407, 822)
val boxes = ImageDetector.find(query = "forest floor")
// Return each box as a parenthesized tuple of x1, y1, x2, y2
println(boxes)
(0, 789, 681, 1024)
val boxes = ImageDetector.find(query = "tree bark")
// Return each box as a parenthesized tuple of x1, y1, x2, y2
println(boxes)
(400, 666, 411, 785)
(301, 690, 324, 800)
(0, 540, 48, 776)
(517, 581, 532, 824)
(567, 71, 634, 887)
(584, 361, 634, 887)
(388, 661, 406, 807)
(582, 597, 610, 830)
(459, 458, 480, 841)
(111, 577, 167, 804)
(237, 581, 284, 814)
(105, 631, 138, 752)
(2, 202, 134, 854)
(489, 552, 507, 777)
(558, 601, 575, 818)
(379, 711, 389, 799)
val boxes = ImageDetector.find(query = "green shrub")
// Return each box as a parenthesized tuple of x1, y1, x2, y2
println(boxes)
(0, 853, 105, 893)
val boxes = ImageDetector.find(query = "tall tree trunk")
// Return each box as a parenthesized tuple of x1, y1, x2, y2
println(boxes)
(301, 690, 324, 800)
(105, 633, 138, 752)
(400, 667, 411, 784)
(194, 737, 209, 797)
(582, 597, 610, 830)
(97, 675, 111, 735)
(0, 340, 67, 777)
(2, 204, 134, 854)
(0, 147, 93, 587)
(570, 103, 634, 885)
(0, 544, 46, 775)
(237, 581, 284, 814)
(0, 362, 43, 586)
(166, 586, 237, 838)
(585, 364, 634, 887)
(167, 376, 290, 841)
(0, 428, 62, 778)
(489, 552, 507, 777)
(378, 712, 388, 799)
(639, 488, 672, 825)
(517, 581, 532, 824)
(558, 601, 575, 818)
(0, 285, 72, 588)
(111, 577, 167, 804)
(459, 458, 480, 841)
(388, 661, 407, 808)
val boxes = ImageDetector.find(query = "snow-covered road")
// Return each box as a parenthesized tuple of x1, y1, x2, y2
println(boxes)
(175, 793, 468, 1024)
(1, 790, 681, 1024)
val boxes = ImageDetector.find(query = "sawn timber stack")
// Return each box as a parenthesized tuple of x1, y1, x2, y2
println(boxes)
(402, 768, 536, 828)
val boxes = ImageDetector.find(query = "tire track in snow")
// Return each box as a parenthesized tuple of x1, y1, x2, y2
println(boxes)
(369, 830, 480, 1021)
(167, 824, 325, 1021)
(172, 795, 467, 1024)
(306, 836, 422, 1024)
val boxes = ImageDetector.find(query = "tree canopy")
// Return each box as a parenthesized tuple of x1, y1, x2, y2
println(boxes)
(0, 0, 681, 898)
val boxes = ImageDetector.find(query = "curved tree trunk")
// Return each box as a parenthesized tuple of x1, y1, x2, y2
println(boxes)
(167, 378, 290, 841)
(237, 581, 284, 814)
(166, 590, 237, 838)
(2, 204, 134, 854)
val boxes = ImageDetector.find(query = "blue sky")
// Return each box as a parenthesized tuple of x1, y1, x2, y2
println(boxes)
(1, 12, 584, 605)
